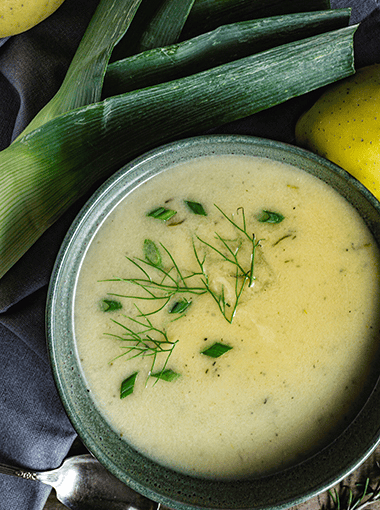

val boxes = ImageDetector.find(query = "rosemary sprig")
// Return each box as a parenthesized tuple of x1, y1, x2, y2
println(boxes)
(325, 465, 380, 510)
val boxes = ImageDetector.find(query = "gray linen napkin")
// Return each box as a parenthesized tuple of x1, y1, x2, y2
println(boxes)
(0, 1, 378, 509)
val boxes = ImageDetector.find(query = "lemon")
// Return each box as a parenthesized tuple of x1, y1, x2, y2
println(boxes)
(0, 0, 66, 37)
(295, 64, 380, 200)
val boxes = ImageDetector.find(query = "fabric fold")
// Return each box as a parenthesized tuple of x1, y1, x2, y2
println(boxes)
(0, 1, 379, 509)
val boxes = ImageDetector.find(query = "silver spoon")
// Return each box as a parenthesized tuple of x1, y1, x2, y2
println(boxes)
(0, 454, 159, 510)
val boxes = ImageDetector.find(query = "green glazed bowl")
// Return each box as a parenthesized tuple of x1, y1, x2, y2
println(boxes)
(46, 135, 380, 510)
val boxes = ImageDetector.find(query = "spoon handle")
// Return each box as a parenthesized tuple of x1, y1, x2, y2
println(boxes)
(0, 462, 38, 481)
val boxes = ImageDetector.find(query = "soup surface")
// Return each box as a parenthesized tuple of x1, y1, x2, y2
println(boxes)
(75, 155, 380, 479)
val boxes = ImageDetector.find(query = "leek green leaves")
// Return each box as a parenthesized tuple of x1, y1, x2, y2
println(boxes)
(0, 0, 357, 280)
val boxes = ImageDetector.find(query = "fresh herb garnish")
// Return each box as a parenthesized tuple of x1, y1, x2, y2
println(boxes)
(326, 469, 380, 510)
(147, 206, 177, 221)
(104, 205, 261, 323)
(143, 239, 162, 267)
(185, 200, 207, 216)
(120, 371, 138, 398)
(104, 204, 263, 392)
(100, 299, 122, 312)
(169, 298, 192, 314)
(194, 205, 261, 322)
(102, 243, 206, 316)
(201, 342, 233, 358)
(107, 308, 178, 392)
(257, 210, 284, 224)
(151, 369, 181, 382)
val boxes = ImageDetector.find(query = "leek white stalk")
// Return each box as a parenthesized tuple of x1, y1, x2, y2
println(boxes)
(15, 0, 143, 140)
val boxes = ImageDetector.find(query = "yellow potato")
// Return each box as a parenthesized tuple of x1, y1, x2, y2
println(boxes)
(295, 64, 380, 199)
(0, 0, 66, 37)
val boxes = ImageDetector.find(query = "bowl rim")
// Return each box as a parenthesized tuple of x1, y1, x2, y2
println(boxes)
(46, 134, 380, 510)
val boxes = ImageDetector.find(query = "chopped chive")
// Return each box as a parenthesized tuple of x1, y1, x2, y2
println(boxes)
(185, 200, 207, 216)
(151, 369, 181, 382)
(147, 207, 177, 221)
(201, 342, 233, 358)
(100, 299, 123, 312)
(257, 210, 284, 224)
(120, 371, 138, 399)
(169, 298, 192, 314)
(143, 239, 162, 267)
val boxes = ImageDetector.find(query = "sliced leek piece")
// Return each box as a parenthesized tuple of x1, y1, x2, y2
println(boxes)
(120, 372, 138, 398)
(201, 342, 233, 358)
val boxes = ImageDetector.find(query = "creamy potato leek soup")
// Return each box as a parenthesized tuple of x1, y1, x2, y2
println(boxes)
(75, 154, 380, 479)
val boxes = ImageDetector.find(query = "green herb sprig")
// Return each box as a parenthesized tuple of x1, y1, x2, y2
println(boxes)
(107, 307, 179, 384)
(103, 243, 206, 317)
(193, 205, 261, 323)
(325, 467, 380, 510)
(103, 205, 263, 325)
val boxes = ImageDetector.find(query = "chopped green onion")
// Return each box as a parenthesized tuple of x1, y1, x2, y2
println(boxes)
(147, 207, 177, 221)
(100, 299, 123, 312)
(120, 371, 139, 398)
(201, 342, 233, 358)
(143, 239, 162, 266)
(257, 210, 285, 224)
(185, 200, 207, 216)
(169, 299, 192, 314)
(151, 369, 181, 382)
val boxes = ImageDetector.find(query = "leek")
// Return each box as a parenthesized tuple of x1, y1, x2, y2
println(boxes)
(201, 342, 233, 358)
(120, 372, 138, 398)
(185, 201, 207, 216)
(0, 26, 357, 279)
(110, 0, 195, 61)
(150, 369, 181, 382)
(15, 0, 143, 140)
(104, 9, 351, 96)
(137, 0, 196, 50)
(181, 0, 331, 39)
